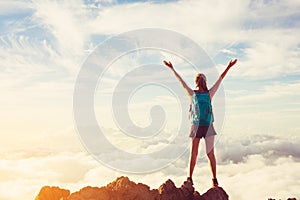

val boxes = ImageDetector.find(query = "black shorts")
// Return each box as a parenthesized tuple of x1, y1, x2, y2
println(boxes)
(189, 124, 217, 138)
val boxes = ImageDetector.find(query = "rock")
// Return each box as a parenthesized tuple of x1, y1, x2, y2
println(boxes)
(68, 176, 159, 200)
(180, 181, 195, 199)
(35, 186, 70, 200)
(35, 176, 229, 200)
(158, 179, 180, 200)
(201, 187, 228, 200)
(193, 191, 205, 200)
(67, 186, 109, 200)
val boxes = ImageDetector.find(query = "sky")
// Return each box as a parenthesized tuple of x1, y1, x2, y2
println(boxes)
(0, 0, 300, 199)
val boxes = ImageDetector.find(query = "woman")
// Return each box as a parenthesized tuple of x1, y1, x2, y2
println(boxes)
(163, 59, 237, 187)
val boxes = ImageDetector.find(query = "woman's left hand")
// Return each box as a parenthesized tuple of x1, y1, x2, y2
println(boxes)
(228, 59, 237, 68)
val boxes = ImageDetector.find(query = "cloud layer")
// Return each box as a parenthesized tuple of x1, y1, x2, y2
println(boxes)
(1, 132, 299, 200)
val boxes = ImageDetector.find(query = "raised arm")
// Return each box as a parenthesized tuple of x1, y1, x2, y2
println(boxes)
(209, 59, 237, 99)
(163, 60, 194, 100)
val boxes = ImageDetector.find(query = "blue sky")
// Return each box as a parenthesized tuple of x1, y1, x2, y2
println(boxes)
(0, 0, 300, 200)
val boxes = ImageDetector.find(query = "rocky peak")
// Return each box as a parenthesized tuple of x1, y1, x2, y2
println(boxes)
(34, 176, 229, 200)
(35, 186, 70, 200)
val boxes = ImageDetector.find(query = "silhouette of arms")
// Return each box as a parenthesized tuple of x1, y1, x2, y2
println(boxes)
(163, 60, 194, 100)
(209, 59, 237, 99)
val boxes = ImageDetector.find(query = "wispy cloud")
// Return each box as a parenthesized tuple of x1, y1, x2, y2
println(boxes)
(0, 1, 32, 15)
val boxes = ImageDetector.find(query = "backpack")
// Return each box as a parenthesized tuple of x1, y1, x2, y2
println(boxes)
(190, 91, 213, 126)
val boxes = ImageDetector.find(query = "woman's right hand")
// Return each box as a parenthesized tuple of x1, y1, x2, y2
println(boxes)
(163, 60, 173, 69)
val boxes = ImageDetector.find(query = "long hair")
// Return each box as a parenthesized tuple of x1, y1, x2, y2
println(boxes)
(195, 73, 208, 92)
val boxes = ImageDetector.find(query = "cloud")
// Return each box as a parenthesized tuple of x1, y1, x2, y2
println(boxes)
(218, 155, 300, 200)
(221, 80, 300, 133)
(2, 0, 299, 82)
(246, 0, 300, 28)
(217, 133, 300, 164)
(0, 1, 32, 15)
(233, 29, 300, 78)
(32, 0, 89, 55)
(0, 34, 60, 80)
(91, 0, 300, 80)
(226, 81, 300, 107)
(87, 0, 248, 50)
(0, 152, 99, 200)
(1, 134, 300, 200)
(2, 0, 299, 91)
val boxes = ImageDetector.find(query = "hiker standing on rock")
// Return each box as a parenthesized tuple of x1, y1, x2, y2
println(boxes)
(163, 59, 237, 187)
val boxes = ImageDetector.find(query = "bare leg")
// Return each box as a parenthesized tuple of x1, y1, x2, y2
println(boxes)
(189, 137, 200, 178)
(205, 135, 216, 179)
